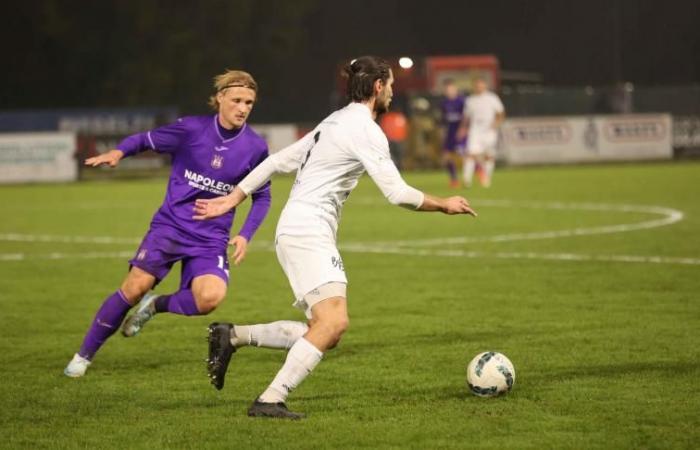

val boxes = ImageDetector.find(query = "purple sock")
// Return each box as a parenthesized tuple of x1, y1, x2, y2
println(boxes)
(153, 289, 201, 316)
(446, 161, 457, 180)
(78, 290, 132, 360)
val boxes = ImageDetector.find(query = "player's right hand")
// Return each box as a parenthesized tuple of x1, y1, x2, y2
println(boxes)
(193, 187, 248, 220)
(444, 196, 477, 217)
(84, 149, 124, 168)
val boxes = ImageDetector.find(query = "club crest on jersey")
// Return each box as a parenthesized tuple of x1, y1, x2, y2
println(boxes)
(211, 154, 224, 169)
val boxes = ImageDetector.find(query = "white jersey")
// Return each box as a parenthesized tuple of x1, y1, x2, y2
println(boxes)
(238, 103, 424, 239)
(464, 91, 504, 134)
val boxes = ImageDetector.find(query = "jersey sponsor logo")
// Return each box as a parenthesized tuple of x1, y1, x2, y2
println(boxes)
(211, 154, 224, 169)
(183, 169, 234, 196)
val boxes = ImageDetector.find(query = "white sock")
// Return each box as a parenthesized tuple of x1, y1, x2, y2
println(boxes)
(258, 337, 323, 404)
(482, 159, 495, 187)
(463, 158, 476, 186)
(231, 321, 308, 349)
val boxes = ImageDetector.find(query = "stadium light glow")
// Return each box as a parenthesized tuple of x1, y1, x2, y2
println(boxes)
(398, 57, 413, 69)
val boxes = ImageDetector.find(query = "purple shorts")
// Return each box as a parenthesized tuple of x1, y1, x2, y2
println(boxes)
(129, 228, 230, 289)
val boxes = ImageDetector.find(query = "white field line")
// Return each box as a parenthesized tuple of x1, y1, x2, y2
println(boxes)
(0, 201, 682, 247)
(0, 201, 691, 265)
(0, 233, 140, 245)
(0, 251, 134, 261)
(335, 244, 700, 266)
(1, 248, 698, 266)
(371, 201, 684, 247)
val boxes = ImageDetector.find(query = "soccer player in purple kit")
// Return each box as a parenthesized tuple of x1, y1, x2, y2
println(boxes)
(440, 79, 467, 188)
(64, 70, 272, 378)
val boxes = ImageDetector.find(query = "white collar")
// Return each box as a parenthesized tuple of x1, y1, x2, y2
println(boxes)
(347, 102, 373, 117)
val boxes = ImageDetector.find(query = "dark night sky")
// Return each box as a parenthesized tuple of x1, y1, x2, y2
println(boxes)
(2, 0, 699, 122)
(306, 0, 700, 85)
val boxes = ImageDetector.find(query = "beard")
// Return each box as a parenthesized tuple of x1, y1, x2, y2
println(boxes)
(374, 94, 391, 116)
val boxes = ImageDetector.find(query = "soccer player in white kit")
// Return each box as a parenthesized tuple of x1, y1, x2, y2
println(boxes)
(458, 77, 505, 188)
(193, 56, 477, 419)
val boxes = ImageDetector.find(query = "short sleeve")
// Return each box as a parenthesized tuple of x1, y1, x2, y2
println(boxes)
(492, 94, 505, 113)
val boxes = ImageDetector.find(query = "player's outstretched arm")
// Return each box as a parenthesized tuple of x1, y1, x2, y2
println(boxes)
(194, 129, 316, 222)
(193, 186, 248, 220)
(84, 149, 124, 168)
(417, 194, 477, 216)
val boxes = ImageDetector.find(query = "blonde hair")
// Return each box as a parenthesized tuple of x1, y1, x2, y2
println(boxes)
(208, 70, 258, 110)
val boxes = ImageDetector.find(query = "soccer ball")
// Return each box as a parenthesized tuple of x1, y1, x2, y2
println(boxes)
(466, 351, 515, 397)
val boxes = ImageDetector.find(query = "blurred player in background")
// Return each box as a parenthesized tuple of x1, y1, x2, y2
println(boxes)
(64, 70, 272, 377)
(458, 77, 505, 187)
(193, 56, 477, 419)
(440, 79, 467, 188)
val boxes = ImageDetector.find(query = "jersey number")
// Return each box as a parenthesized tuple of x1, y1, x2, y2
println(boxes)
(300, 131, 321, 171)
(217, 255, 230, 277)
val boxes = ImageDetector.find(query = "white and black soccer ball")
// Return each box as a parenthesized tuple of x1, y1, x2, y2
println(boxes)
(466, 351, 515, 397)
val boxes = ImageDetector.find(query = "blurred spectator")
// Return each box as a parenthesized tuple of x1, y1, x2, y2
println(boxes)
(380, 109, 409, 170)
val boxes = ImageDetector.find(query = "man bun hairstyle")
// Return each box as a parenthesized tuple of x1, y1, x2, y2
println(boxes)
(208, 69, 258, 110)
(342, 56, 392, 103)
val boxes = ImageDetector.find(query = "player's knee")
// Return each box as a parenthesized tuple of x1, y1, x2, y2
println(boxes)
(193, 286, 226, 314)
(120, 278, 152, 305)
(335, 316, 349, 336)
(322, 315, 349, 349)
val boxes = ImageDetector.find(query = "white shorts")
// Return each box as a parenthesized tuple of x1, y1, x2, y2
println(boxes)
(275, 234, 348, 318)
(467, 129, 497, 156)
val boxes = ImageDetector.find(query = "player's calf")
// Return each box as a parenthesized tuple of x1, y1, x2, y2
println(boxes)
(304, 316, 348, 351)
(306, 298, 349, 351)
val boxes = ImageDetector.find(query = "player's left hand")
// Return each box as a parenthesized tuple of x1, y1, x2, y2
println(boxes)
(229, 235, 248, 265)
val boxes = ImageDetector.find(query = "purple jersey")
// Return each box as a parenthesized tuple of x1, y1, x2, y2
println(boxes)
(441, 95, 466, 137)
(441, 95, 467, 151)
(117, 114, 271, 249)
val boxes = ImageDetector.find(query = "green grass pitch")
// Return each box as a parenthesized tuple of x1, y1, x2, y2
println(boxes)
(0, 162, 698, 449)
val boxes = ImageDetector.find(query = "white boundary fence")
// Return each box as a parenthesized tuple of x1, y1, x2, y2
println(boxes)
(499, 113, 673, 165)
(0, 132, 77, 183)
